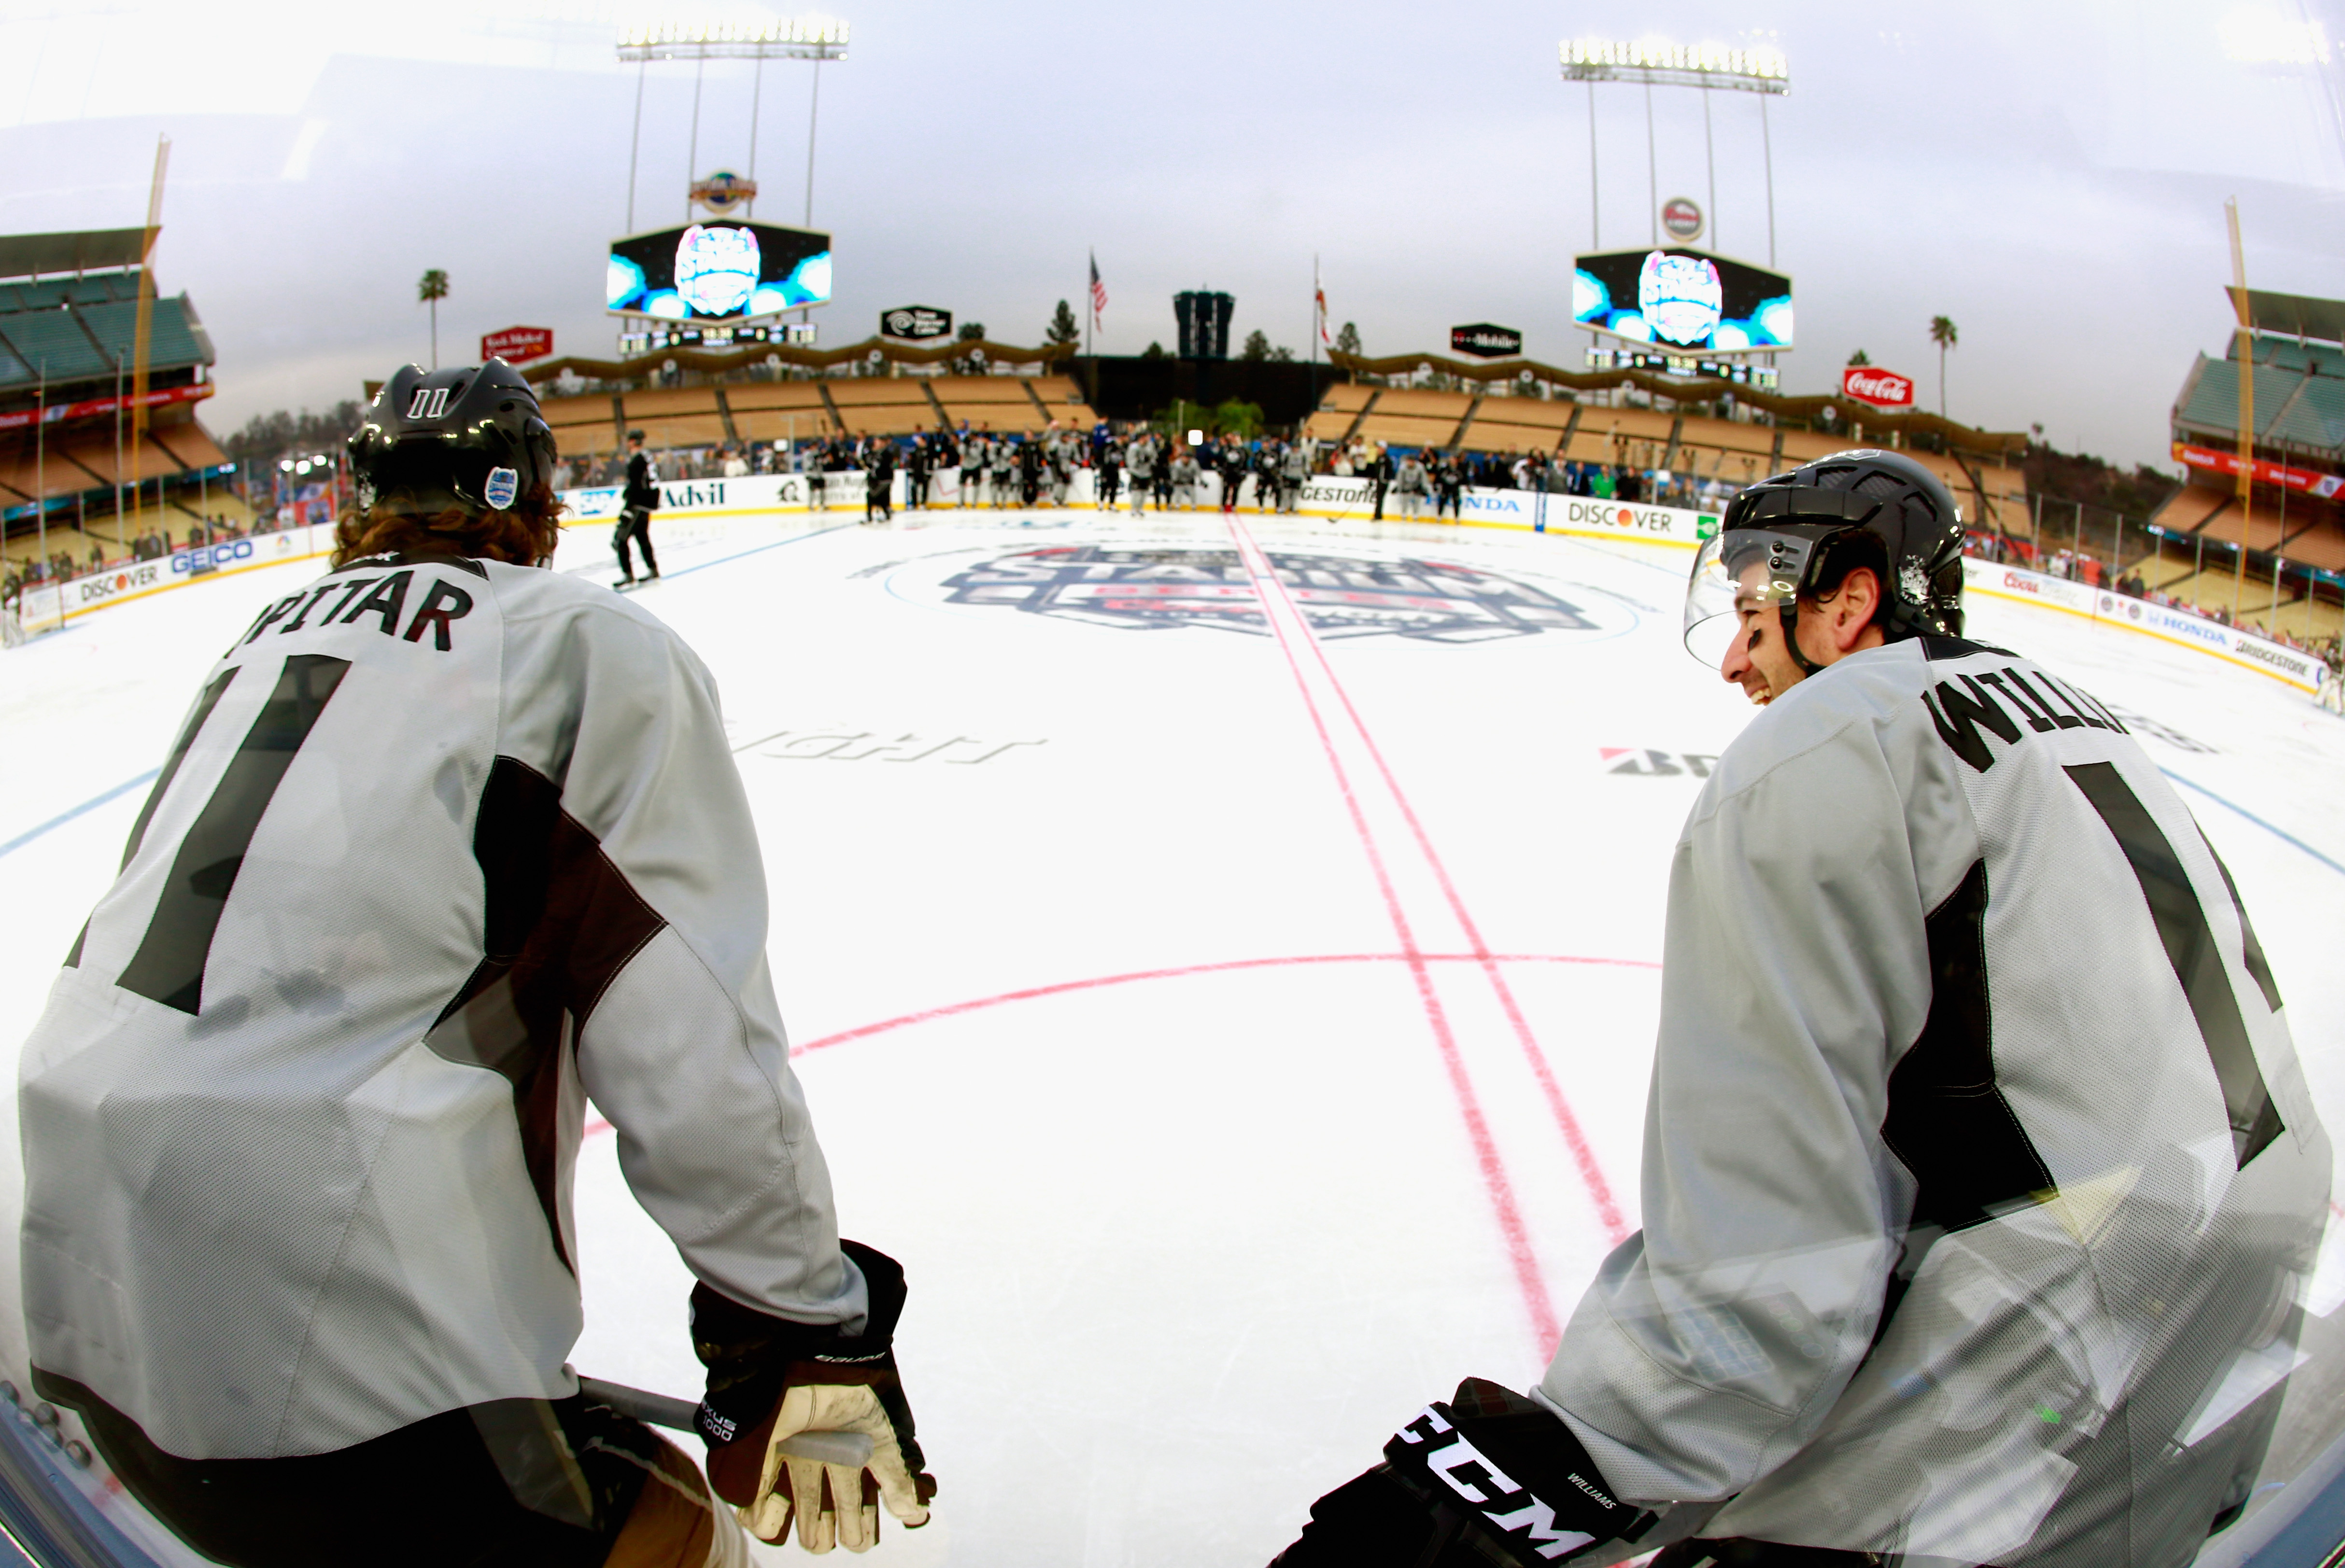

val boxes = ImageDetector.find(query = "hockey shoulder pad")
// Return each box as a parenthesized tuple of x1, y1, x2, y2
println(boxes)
(1382, 1378, 1653, 1566)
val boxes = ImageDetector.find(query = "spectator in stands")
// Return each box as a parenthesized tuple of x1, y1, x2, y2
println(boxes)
(722, 447, 750, 478)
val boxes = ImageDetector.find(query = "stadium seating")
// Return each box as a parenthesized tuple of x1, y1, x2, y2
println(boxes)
(0, 309, 113, 381)
(1028, 375, 1099, 428)
(2150, 483, 2233, 536)
(825, 378, 941, 438)
(724, 381, 833, 443)
(932, 374, 1045, 435)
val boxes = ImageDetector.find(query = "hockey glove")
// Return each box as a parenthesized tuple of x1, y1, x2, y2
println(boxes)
(1272, 1378, 1651, 1568)
(692, 1240, 937, 1554)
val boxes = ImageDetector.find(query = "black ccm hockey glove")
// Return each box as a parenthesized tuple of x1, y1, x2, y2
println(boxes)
(692, 1240, 937, 1554)
(1272, 1378, 1653, 1567)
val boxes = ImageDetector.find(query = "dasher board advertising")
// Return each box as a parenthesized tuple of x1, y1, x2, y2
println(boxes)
(607, 222, 833, 321)
(1572, 248, 1793, 352)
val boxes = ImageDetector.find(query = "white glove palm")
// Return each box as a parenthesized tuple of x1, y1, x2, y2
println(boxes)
(741, 1383, 932, 1554)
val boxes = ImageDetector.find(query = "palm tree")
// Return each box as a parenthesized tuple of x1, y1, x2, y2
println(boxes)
(418, 269, 450, 368)
(1928, 315, 1958, 416)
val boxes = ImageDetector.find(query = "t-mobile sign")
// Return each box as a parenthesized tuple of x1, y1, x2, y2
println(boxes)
(1841, 366, 1915, 408)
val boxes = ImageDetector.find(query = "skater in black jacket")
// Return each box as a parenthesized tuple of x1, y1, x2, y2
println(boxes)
(615, 430, 661, 587)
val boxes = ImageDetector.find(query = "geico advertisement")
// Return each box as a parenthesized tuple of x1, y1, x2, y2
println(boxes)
(170, 539, 256, 574)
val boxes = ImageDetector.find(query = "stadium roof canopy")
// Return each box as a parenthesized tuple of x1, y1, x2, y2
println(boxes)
(0, 228, 148, 282)
(2224, 287, 2345, 346)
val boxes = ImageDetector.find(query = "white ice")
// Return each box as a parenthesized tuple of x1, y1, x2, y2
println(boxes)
(2, 506, 2341, 1567)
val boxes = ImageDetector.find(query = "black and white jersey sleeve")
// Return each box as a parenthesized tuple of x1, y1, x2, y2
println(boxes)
(1535, 636, 2331, 1567)
(18, 550, 863, 1461)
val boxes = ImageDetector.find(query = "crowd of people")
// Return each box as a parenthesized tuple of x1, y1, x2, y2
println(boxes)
(5, 419, 2340, 682)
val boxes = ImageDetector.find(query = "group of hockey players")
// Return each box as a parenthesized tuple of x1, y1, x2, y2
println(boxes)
(777, 422, 1339, 520)
(16, 356, 2331, 1568)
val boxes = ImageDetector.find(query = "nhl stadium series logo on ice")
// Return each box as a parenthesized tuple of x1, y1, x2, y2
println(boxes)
(932, 546, 1620, 644)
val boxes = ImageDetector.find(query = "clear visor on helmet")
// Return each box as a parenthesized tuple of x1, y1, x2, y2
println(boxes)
(1682, 528, 1821, 668)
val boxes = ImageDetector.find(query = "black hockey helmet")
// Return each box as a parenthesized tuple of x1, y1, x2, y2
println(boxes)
(1683, 448, 1965, 668)
(347, 360, 557, 518)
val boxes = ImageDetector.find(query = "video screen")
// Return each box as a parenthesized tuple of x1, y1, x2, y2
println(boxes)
(1571, 248, 1793, 351)
(606, 221, 833, 320)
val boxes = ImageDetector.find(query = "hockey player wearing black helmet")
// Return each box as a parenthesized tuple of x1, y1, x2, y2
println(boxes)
(20, 361, 937, 1567)
(1271, 448, 2327, 1568)
(1682, 447, 1968, 704)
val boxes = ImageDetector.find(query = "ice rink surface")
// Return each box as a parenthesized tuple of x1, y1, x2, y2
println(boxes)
(3, 504, 2342, 1566)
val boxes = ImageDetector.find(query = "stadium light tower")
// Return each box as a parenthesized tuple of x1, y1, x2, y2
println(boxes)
(618, 14, 850, 231)
(1561, 38, 1790, 264)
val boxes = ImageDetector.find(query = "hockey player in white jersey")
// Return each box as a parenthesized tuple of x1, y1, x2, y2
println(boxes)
(1271, 450, 2330, 1568)
(16, 360, 936, 1566)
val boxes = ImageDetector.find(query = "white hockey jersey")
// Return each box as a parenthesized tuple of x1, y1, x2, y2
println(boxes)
(1538, 635, 2331, 1568)
(18, 550, 864, 1460)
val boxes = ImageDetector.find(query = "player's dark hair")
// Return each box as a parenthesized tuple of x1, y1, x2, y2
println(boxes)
(1802, 527, 1891, 625)
(331, 482, 567, 569)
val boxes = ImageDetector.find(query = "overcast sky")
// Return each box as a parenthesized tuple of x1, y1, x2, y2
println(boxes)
(1, 0, 2339, 472)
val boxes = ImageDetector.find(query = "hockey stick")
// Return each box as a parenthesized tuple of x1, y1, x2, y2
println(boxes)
(578, 1378, 875, 1468)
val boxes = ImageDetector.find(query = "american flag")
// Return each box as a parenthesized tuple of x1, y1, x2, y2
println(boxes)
(1315, 262, 1331, 346)
(1089, 252, 1108, 323)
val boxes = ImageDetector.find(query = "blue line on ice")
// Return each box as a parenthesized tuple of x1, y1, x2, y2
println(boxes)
(0, 769, 159, 861)
(2161, 768, 2345, 879)
(658, 521, 859, 581)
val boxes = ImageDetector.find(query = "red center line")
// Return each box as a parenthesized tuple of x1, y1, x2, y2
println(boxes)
(1227, 518, 1561, 1352)
(1238, 518, 1629, 1244)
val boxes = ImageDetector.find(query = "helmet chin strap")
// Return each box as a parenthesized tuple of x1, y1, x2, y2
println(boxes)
(1775, 598, 1828, 677)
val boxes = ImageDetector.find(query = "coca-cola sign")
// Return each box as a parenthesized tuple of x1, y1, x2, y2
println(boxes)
(1841, 366, 1915, 408)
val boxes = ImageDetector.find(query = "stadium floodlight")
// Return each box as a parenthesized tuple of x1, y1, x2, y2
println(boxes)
(619, 12, 846, 243)
(618, 14, 848, 62)
(1560, 37, 1788, 93)
(1563, 33, 1787, 267)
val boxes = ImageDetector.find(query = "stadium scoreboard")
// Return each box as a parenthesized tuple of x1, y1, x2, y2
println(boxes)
(1572, 247, 1792, 353)
(607, 221, 833, 321)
